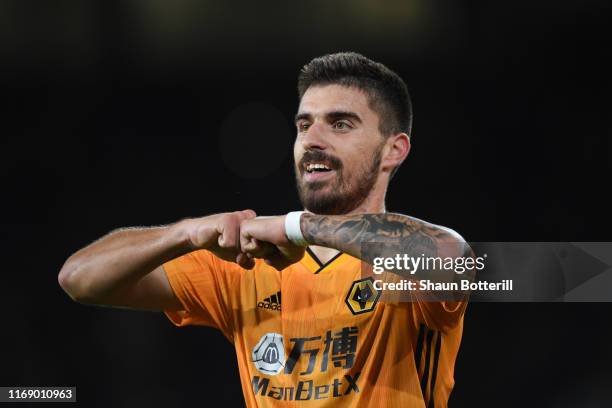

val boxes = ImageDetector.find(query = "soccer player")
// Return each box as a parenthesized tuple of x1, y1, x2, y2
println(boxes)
(59, 52, 469, 407)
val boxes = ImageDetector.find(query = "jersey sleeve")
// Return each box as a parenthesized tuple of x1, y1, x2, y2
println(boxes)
(163, 249, 242, 341)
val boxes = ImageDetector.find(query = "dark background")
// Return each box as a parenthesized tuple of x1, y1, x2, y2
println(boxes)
(2, 0, 611, 406)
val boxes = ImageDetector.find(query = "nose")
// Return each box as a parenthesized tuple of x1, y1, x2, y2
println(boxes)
(300, 121, 328, 151)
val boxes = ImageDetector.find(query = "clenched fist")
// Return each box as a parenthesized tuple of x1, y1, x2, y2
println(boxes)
(239, 215, 306, 271)
(181, 210, 257, 268)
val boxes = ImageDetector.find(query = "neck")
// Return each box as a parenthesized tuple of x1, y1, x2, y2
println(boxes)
(345, 189, 386, 215)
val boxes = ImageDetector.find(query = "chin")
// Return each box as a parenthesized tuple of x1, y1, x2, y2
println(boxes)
(301, 192, 363, 216)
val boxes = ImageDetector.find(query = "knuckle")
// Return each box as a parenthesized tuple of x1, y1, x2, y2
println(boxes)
(221, 213, 240, 228)
(218, 239, 232, 249)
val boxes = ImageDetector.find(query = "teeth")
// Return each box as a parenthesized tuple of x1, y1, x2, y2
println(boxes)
(306, 163, 331, 172)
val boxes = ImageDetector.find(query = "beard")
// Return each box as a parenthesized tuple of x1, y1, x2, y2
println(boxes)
(295, 144, 383, 215)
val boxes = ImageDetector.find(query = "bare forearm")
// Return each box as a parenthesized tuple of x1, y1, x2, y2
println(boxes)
(58, 221, 191, 302)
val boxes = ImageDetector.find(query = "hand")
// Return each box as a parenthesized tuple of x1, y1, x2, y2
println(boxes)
(182, 210, 257, 267)
(239, 215, 306, 271)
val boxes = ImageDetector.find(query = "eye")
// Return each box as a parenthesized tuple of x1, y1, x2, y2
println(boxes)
(332, 121, 352, 130)
(297, 121, 311, 132)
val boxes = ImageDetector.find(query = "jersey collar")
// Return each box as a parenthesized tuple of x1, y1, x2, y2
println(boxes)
(300, 247, 345, 274)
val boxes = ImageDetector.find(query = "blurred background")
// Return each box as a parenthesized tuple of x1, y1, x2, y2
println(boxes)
(1, 0, 611, 406)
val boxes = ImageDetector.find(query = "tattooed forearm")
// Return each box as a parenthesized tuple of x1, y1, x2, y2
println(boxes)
(300, 213, 464, 262)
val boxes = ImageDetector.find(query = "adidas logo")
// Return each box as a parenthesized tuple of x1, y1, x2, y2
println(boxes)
(257, 291, 282, 312)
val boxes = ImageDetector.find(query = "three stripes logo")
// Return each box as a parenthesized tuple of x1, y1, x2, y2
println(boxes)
(258, 291, 282, 311)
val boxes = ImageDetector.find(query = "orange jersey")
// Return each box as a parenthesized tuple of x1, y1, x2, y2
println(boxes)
(163, 248, 467, 407)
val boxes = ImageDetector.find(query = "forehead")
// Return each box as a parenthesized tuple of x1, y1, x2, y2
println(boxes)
(298, 84, 376, 120)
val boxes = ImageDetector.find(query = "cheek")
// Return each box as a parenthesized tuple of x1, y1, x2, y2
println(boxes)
(349, 144, 373, 166)
(293, 142, 302, 164)
(341, 157, 363, 179)
(344, 145, 380, 176)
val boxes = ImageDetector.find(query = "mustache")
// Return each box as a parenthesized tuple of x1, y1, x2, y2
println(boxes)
(299, 150, 343, 171)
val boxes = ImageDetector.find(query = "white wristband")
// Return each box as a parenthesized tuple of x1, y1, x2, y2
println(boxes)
(285, 211, 309, 247)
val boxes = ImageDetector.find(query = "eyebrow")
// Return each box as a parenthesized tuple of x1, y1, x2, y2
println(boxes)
(294, 112, 312, 123)
(294, 110, 363, 124)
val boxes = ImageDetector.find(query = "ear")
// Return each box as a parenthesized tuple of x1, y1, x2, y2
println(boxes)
(381, 133, 410, 173)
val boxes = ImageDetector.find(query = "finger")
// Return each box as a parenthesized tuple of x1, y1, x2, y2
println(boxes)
(241, 209, 257, 219)
(240, 221, 264, 253)
(243, 239, 268, 257)
(244, 239, 278, 259)
(240, 224, 253, 253)
(218, 213, 240, 249)
(244, 239, 258, 253)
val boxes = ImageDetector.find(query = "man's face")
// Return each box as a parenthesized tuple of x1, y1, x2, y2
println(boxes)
(294, 84, 386, 215)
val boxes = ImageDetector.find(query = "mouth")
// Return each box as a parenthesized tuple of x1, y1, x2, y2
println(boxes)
(302, 160, 336, 183)
(304, 162, 333, 173)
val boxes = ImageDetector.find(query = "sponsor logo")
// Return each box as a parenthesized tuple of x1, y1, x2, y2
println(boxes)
(345, 277, 380, 315)
(250, 326, 361, 401)
(284, 326, 358, 375)
(258, 291, 282, 311)
(252, 372, 360, 401)
(252, 333, 286, 375)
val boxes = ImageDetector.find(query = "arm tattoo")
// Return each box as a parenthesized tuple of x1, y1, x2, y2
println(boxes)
(301, 213, 463, 263)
